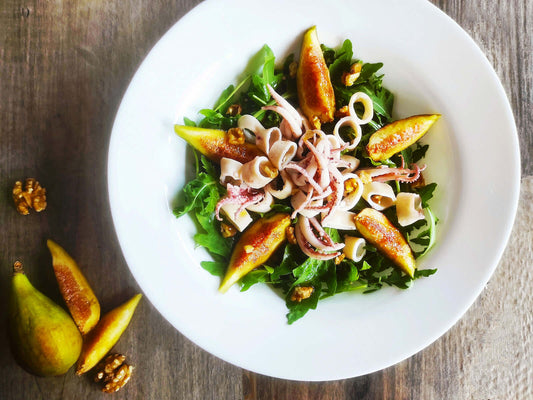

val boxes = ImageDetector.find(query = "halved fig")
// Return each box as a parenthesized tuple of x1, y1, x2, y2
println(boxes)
(296, 26, 336, 128)
(354, 208, 416, 277)
(366, 114, 440, 162)
(76, 294, 142, 375)
(174, 125, 263, 164)
(219, 213, 291, 293)
(47, 240, 100, 335)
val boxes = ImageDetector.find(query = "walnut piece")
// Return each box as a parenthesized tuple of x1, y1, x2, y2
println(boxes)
(342, 62, 363, 87)
(226, 127, 245, 145)
(226, 104, 242, 117)
(12, 178, 47, 215)
(220, 222, 237, 238)
(290, 286, 314, 302)
(94, 353, 133, 393)
(344, 178, 360, 197)
(335, 253, 346, 265)
(335, 105, 350, 119)
(288, 61, 298, 78)
(286, 226, 297, 245)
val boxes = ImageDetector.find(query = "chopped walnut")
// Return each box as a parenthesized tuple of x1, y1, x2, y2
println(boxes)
(226, 127, 245, 145)
(342, 62, 362, 87)
(335, 105, 350, 119)
(259, 161, 278, 179)
(221, 222, 237, 238)
(288, 61, 298, 78)
(335, 253, 345, 265)
(226, 104, 242, 117)
(344, 178, 360, 197)
(286, 226, 297, 245)
(309, 115, 321, 130)
(94, 353, 134, 393)
(290, 286, 314, 302)
(12, 178, 47, 215)
(358, 171, 373, 184)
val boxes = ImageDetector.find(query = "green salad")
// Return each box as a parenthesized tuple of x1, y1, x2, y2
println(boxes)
(173, 28, 439, 324)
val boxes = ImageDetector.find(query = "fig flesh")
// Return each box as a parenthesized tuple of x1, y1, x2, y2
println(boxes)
(47, 239, 100, 335)
(297, 26, 336, 128)
(354, 208, 416, 277)
(219, 213, 291, 293)
(366, 114, 440, 162)
(174, 125, 263, 164)
(77, 293, 142, 375)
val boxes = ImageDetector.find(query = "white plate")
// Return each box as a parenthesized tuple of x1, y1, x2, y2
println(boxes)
(108, 0, 520, 381)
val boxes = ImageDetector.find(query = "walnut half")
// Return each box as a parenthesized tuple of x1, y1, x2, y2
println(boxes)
(12, 178, 47, 215)
(94, 353, 134, 393)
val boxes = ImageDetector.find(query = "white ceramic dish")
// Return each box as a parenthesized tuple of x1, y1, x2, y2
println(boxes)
(108, 0, 520, 381)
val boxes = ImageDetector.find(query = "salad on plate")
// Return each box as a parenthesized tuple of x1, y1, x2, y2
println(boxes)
(173, 26, 440, 324)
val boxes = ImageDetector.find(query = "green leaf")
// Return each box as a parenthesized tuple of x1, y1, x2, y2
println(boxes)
(200, 261, 226, 277)
(414, 268, 437, 278)
(194, 221, 232, 258)
(271, 244, 301, 282)
(416, 183, 437, 208)
(286, 285, 321, 324)
(329, 39, 353, 83)
(183, 117, 197, 127)
(292, 258, 326, 288)
(213, 84, 236, 113)
(418, 207, 437, 257)
(361, 261, 372, 271)
(240, 269, 271, 291)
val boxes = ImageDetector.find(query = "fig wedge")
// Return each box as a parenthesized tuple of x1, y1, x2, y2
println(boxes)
(219, 213, 291, 293)
(174, 125, 263, 164)
(366, 114, 440, 162)
(47, 240, 100, 335)
(76, 293, 142, 375)
(297, 26, 335, 128)
(354, 208, 416, 277)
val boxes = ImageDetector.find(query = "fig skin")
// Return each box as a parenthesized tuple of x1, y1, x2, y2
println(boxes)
(77, 293, 142, 375)
(8, 262, 83, 376)
(366, 114, 441, 162)
(219, 213, 291, 293)
(354, 208, 416, 278)
(174, 125, 263, 164)
(47, 239, 100, 335)
(296, 26, 336, 128)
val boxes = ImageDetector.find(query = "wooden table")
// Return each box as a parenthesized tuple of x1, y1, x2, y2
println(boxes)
(1, 1, 531, 398)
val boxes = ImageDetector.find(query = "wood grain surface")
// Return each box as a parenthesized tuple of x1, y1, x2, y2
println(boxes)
(0, 0, 531, 399)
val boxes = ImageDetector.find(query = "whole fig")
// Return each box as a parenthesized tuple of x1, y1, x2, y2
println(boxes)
(8, 261, 82, 376)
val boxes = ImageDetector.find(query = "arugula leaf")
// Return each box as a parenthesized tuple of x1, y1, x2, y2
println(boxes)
(200, 260, 227, 277)
(291, 257, 330, 288)
(240, 269, 272, 291)
(194, 214, 232, 258)
(173, 158, 220, 218)
(286, 284, 321, 324)
(414, 268, 437, 278)
(416, 183, 437, 208)
(174, 153, 231, 260)
(328, 39, 353, 84)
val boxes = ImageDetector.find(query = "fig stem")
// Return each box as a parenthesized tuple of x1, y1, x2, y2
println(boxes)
(13, 261, 24, 274)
